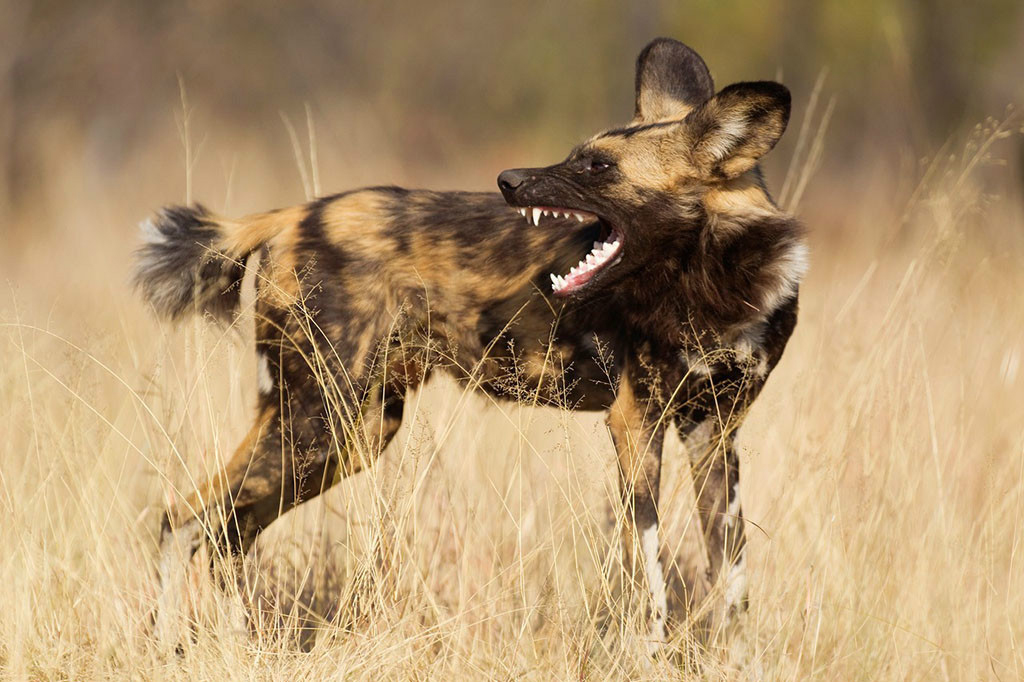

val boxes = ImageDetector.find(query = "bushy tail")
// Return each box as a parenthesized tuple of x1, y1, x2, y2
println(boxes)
(133, 203, 279, 323)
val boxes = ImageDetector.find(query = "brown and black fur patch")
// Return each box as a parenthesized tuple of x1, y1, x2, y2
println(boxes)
(140, 37, 807, 650)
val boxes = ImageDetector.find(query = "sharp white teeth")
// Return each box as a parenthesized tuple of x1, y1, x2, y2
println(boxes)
(576, 213, 584, 222)
(532, 208, 542, 225)
(546, 234, 622, 294)
(518, 208, 526, 216)
(542, 209, 550, 217)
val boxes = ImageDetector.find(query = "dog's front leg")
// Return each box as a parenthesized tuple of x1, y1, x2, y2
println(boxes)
(607, 367, 668, 653)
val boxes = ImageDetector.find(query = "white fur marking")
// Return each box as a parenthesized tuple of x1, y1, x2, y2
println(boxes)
(760, 239, 809, 315)
(139, 217, 165, 245)
(154, 520, 203, 649)
(790, 239, 810, 279)
(684, 353, 712, 377)
(732, 338, 756, 363)
(724, 555, 748, 611)
(257, 354, 273, 395)
(726, 486, 741, 526)
(706, 117, 748, 162)
(686, 419, 715, 450)
(642, 522, 668, 646)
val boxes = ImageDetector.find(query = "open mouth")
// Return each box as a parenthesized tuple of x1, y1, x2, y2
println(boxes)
(512, 205, 624, 296)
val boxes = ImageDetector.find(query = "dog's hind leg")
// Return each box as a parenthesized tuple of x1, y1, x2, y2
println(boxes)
(153, 365, 414, 649)
(153, 395, 342, 645)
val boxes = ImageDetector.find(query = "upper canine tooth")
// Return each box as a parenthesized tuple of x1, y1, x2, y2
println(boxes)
(575, 213, 584, 222)
(532, 208, 542, 225)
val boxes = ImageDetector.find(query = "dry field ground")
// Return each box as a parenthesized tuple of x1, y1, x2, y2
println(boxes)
(1, 105, 1022, 680)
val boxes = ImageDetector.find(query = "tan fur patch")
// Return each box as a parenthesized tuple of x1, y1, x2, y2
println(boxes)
(219, 205, 305, 257)
(322, 191, 394, 257)
(704, 175, 776, 217)
(259, 223, 302, 307)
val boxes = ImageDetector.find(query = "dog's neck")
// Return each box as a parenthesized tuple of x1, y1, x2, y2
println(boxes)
(609, 202, 804, 353)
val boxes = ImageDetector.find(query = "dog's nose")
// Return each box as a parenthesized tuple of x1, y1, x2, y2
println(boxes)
(497, 168, 530, 200)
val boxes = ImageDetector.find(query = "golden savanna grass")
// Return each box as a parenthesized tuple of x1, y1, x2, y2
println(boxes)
(1, 90, 1022, 679)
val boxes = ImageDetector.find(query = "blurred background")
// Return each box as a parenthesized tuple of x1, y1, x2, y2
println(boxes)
(2, 0, 1023, 259)
(1, 2, 1023, 679)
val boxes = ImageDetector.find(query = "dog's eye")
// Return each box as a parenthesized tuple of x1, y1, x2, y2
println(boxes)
(579, 159, 613, 174)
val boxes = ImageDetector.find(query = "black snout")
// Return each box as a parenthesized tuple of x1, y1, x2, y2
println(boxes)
(497, 168, 531, 202)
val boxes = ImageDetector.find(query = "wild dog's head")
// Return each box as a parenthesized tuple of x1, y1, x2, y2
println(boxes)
(498, 38, 791, 298)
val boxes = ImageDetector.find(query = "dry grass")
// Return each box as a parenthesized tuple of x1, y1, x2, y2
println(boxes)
(1, 108, 1022, 680)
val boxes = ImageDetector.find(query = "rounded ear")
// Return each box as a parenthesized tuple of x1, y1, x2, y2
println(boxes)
(687, 81, 791, 180)
(634, 38, 714, 123)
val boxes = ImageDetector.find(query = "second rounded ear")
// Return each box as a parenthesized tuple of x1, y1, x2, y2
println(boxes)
(686, 81, 791, 180)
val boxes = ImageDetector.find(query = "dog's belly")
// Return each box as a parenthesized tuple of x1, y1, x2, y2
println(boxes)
(475, 355, 615, 411)
(440, 327, 618, 412)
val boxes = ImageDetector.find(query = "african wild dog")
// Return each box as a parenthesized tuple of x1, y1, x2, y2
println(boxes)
(136, 38, 805, 649)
